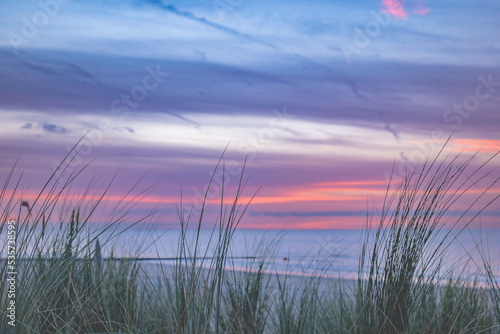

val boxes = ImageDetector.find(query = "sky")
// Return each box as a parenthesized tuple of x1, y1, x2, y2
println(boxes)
(1, 0, 499, 229)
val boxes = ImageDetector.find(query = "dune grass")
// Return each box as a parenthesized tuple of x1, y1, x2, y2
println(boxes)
(1, 147, 499, 333)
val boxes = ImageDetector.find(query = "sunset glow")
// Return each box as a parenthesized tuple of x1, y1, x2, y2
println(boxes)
(381, 0, 431, 19)
(382, 0, 408, 19)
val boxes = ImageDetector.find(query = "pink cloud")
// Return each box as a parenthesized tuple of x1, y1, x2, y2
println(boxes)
(382, 0, 408, 19)
(381, 0, 431, 19)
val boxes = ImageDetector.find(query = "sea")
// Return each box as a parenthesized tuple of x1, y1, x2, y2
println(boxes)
(90, 228, 500, 284)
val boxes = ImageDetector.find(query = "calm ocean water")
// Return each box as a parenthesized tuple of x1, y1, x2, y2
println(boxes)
(15, 225, 499, 282)
(95, 228, 500, 282)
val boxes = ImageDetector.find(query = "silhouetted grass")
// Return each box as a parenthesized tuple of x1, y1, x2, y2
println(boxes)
(356, 146, 500, 334)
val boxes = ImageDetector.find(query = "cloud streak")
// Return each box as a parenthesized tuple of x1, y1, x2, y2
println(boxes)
(250, 210, 368, 218)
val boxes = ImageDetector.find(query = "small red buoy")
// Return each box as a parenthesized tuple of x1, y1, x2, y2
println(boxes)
(283, 257, 288, 261)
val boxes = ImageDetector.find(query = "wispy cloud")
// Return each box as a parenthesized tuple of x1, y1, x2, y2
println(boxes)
(250, 210, 367, 218)
(143, 1, 276, 48)
(42, 123, 68, 134)
(381, 0, 430, 19)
